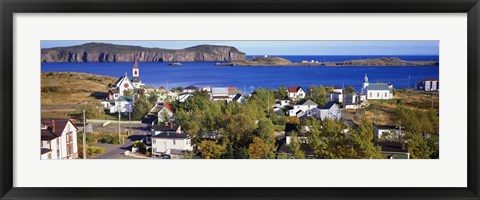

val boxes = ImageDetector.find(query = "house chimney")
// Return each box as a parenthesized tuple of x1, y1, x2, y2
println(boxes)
(51, 120, 56, 133)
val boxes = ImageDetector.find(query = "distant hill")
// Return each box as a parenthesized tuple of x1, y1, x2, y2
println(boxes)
(41, 42, 246, 62)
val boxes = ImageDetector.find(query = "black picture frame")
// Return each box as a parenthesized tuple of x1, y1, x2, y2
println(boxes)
(1, 0, 479, 199)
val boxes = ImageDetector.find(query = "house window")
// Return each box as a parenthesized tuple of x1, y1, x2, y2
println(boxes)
(385, 92, 387, 97)
(173, 140, 176, 145)
(152, 139, 156, 144)
(153, 147, 157, 152)
(56, 138, 60, 159)
(377, 93, 379, 97)
(369, 93, 372, 97)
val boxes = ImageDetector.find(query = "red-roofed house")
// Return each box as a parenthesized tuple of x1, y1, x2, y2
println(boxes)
(40, 118, 78, 159)
(157, 101, 174, 123)
(287, 86, 306, 99)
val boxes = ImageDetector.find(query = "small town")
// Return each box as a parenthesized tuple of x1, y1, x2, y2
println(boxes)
(40, 58, 439, 160)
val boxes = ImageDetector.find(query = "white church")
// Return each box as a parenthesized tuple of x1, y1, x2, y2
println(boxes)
(107, 58, 145, 100)
(361, 74, 393, 100)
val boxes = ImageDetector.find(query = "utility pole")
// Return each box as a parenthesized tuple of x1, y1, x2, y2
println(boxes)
(83, 109, 86, 159)
(118, 104, 121, 144)
(129, 107, 131, 136)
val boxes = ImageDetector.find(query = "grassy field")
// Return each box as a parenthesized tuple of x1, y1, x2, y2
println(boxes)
(344, 90, 439, 126)
(41, 72, 117, 120)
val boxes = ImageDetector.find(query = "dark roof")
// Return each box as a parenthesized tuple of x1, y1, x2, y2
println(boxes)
(152, 124, 181, 132)
(41, 148, 52, 155)
(113, 75, 128, 87)
(285, 123, 299, 136)
(296, 99, 317, 106)
(184, 85, 199, 90)
(141, 115, 158, 124)
(109, 88, 119, 93)
(232, 93, 243, 101)
(152, 132, 189, 139)
(375, 125, 399, 130)
(41, 118, 77, 141)
(374, 141, 408, 153)
(321, 101, 337, 109)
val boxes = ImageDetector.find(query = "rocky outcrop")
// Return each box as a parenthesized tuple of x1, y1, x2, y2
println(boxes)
(219, 57, 439, 67)
(41, 43, 246, 62)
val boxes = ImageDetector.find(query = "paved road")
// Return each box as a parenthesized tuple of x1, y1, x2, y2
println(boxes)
(92, 124, 149, 159)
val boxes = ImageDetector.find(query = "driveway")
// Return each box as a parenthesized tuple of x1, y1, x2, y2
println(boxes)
(92, 124, 149, 159)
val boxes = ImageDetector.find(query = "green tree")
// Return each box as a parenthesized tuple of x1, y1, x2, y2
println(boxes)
(147, 91, 158, 105)
(405, 131, 432, 159)
(132, 95, 151, 120)
(308, 85, 328, 107)
(349, 120, 383, 159)
(248, 137, 275, 159)
(123, 89, 133, 96)
(288, 133, 305, 159)
(76, 103, 103, 119)
(308, 119, 354, 159)
(344, 86, 356, 94)
(198, 140, 225, 159)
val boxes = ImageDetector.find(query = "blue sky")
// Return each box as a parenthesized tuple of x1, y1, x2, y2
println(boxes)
(41, 40, 439, 56)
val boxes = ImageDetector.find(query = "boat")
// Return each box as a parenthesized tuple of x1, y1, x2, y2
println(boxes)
(169, 62, 182, 66)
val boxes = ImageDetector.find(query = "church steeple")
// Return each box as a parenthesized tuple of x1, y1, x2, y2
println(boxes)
(364, 73, 369, 83)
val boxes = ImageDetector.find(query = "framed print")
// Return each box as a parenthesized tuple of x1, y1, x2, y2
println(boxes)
(1, 0, 479, 200)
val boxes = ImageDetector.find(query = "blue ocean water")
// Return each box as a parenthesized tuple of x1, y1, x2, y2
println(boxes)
(41, 55, 439, 92)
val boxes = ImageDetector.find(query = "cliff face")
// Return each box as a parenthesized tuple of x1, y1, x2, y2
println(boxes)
(41, 43, 246, 62)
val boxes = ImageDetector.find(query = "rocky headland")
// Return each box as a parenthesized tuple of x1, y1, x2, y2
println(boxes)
(41, 43, 246, 62)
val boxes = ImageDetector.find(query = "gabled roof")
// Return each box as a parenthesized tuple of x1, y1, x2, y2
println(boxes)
(163, 102, 174, 113)
(116, 96, 134, 102)
(113, 74, 133, 88)
(321, 101, 338, 109)
(366, 83, 390, 90)
(288, 86, 303, 93)
(41, 118, 78, 141)
(297, 99, 318, 106)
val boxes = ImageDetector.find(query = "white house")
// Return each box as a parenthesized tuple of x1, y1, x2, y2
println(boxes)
(150, 124, 193, 156)
(286, 99, 318, 117)
(287, 86, 306, 99)
(361, 74, 393, 100)
(109, 96, 133, 113)
(316, 102, 341, 120)
(211, 87, 230, 101)
(275, 99, 291, 108)
(41, 119, 78, 159)
(327, 92, 343, 103)
(417, 78, 439, 91)
(284, 123, 308, 145)
(375, 125, 403, 139)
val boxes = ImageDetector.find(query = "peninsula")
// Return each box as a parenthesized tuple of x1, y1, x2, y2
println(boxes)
(41, 43, 246, 63)
(217, 56, 439, 67)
